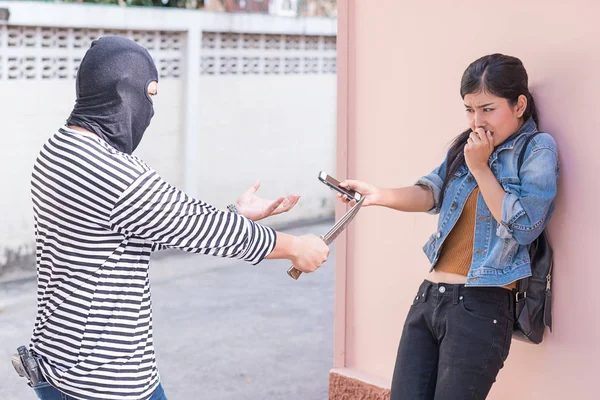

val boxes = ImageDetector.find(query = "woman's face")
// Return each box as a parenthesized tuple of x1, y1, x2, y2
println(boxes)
(463, 90, 527, 146)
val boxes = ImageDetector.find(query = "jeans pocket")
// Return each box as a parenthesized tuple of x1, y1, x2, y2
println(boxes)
(411, 294, 421, 306)
(410, 287, 428, 307)
(459, 296, 500, 321)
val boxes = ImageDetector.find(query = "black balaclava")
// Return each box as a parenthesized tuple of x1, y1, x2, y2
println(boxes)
(66, 36, 159, 154)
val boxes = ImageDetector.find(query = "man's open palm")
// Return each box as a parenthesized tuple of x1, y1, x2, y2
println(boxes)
(235, 181, 301, 222)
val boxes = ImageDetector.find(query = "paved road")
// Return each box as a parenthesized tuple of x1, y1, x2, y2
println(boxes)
(0, 221, 335, 400)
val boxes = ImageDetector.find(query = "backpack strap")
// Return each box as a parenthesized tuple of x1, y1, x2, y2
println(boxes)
(517, 131, 542, 172)
(515, 131, 541, 298)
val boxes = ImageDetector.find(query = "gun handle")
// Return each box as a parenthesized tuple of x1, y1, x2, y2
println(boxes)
(287, 266, 302, 280)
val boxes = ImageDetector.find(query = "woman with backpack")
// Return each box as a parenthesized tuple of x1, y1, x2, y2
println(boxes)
(336, 54, 559, 399)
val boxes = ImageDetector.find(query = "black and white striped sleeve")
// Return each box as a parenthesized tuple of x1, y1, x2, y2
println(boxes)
(109, 170, 277, 265)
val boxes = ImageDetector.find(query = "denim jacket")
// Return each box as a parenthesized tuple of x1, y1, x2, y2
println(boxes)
(416, 118, 559, 287)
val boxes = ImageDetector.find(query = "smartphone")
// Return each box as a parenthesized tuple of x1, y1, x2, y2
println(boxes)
(318, 171, 362, 202)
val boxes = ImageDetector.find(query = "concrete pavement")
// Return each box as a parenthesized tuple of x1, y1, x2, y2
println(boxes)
(0, 221, 335, 400)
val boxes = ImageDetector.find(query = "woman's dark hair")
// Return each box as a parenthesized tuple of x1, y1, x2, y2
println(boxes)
(439, 54, 539, 205)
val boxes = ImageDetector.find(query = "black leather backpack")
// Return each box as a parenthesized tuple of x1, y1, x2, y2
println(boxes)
(512, 132, 554, 344)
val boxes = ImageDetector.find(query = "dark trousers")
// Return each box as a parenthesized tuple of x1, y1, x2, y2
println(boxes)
(390, 280, 514, 400)
(32, 381, 167, 400)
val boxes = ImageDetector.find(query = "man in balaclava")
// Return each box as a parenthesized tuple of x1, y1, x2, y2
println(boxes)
(67, 35, 158, 154)
(18, 36, 329, 399)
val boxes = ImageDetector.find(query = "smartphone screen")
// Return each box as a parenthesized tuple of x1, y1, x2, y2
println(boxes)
(318, 171, 361, 201)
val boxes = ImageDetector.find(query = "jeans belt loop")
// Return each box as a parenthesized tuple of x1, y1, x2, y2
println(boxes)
(422, 282, 431, 303)
(452, 285, 460, 305)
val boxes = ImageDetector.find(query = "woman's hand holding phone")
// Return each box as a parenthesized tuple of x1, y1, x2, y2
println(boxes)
(337, 180, 380, 207)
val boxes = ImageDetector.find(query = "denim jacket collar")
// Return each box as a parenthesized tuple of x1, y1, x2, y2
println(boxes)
(489, 117, 538, 164)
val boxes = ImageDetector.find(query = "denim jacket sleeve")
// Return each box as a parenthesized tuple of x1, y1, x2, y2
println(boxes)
(415, 157, 448, 215)
(496, 135, 559, 245)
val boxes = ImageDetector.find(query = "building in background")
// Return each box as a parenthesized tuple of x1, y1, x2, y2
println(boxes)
(222, 0, 269, 13)
(37, 0, 337, 17)
(0, 1, 337, 279)
(299, 0, 336, 17)
(269, 0, 298, 17)
(205, 0, 338, 17)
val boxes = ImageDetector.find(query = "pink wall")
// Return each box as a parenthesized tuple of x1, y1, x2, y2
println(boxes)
(335, 0, 600, 397)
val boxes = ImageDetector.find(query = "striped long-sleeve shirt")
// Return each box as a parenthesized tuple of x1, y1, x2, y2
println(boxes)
(29, 127, 277, 399)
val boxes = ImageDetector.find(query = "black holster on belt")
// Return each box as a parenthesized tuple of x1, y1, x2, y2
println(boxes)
(11, 345, 45, 387)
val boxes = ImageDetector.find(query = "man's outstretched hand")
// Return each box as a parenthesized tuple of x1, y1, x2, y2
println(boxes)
(235, 181, 301, 222)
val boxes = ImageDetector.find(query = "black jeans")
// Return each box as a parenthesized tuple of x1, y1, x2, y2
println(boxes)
(390, 280, 514, 400)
